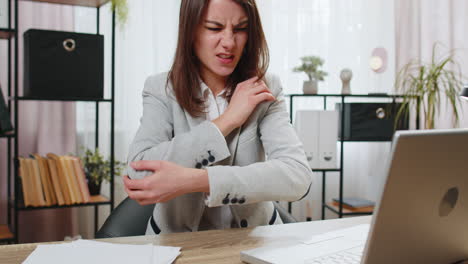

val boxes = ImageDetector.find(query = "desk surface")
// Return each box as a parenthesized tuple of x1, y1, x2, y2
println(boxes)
(0, 216, 371, 264)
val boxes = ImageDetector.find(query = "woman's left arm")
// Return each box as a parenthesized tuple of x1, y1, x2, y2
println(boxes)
(204, 75, 313, 207)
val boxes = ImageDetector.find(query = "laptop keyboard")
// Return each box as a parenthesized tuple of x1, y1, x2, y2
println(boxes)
(304, 246, 364, 264)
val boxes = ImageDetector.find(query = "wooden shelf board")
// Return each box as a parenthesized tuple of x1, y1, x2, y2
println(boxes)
(327, 202, 374, 214)
(15, 195, 111, 210)
(0, 28, 15, 40)
(20, 0, 110, 7)
(0, 225, 14, 241)
(89, 194, 109, 203)
(0, 131, 15, 138)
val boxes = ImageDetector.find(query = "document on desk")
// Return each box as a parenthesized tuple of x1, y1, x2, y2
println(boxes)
(22, 239, 181, 264)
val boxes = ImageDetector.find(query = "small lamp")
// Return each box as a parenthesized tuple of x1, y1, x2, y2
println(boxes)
(462, 85, 468, 101)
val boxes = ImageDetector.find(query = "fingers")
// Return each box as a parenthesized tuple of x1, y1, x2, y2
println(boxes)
(130, 160, 162, 172)
(250, 81, 272, 95)
(250, 80, 276, 104)
(135, 199, 152, 206)
(125, 187, 169, 205)
(123, 175, 149, 190)
(124, 186, 147, 200)
(125, 185, 155, 205)
(253, 92, 276, 104)
(242, 76, 259, 85)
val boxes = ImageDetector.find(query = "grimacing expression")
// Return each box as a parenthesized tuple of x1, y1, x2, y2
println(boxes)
(194, 0, 249, 81)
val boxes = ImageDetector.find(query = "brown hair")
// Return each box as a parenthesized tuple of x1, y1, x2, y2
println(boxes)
(168, 0, 269, 117)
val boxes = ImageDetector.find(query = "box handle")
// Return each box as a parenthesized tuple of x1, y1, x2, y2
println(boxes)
(63, 38, 76, 52)
(376, 107, 386, 119)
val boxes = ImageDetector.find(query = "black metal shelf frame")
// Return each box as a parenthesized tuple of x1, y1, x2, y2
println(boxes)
(11, 198, 112, 211)
(0, 0, 16, 244)
(1, 0, 117, 244)
(287, 93, 420, 219)
(13, 97, 113, 102)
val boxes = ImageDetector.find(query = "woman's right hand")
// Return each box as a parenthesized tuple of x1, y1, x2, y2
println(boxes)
(213, 77, 276, 136)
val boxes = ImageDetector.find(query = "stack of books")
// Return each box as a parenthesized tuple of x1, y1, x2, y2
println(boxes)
(18, 153, 91, 207)
(332, 197, 375, 213)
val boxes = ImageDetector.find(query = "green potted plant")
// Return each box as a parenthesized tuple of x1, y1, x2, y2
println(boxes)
(80, 148, 126, 195)
(293, 56, 328, 94)
(395, 44, 465, 129)
(111, 0, 128, 29)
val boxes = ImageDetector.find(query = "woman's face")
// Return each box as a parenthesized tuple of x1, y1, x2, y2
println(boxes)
(194, 0, 248, 83)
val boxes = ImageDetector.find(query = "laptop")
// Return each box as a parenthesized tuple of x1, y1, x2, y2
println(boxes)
(241, 129, 468, 264)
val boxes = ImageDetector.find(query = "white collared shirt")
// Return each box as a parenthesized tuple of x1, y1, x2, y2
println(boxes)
(199, 82, 234, 230)
(201, 82, 228, 121)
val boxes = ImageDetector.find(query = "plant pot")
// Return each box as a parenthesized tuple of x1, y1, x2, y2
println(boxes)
(88, 180, 101, 196)
(303, 80, 318, 94)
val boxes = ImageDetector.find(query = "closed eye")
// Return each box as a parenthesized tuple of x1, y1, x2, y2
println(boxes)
(206, 27, 222, 31)
(234, 27, 248, 32)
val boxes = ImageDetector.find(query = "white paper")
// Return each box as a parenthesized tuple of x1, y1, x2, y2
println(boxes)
(153, 245, 182, 264)
(23, 239, 181, 264)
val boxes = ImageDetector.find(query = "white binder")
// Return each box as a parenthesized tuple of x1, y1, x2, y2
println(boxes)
(294, 110, 338, 169)
(294, 110, 320, 169)
(318, 110, 339, 169)
(0, 0, 7, 28)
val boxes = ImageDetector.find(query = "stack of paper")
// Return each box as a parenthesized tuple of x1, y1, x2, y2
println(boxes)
(23, 240, 181, 264)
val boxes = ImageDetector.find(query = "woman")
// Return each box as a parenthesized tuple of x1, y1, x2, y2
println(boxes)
(124, 0, 312, 235)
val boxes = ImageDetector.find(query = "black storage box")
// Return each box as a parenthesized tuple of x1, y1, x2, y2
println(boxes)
(24, 29, 104, 100)
(336, 102, 409, 141)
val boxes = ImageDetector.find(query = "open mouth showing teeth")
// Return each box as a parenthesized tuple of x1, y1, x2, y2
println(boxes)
(217, 54, 234, 59)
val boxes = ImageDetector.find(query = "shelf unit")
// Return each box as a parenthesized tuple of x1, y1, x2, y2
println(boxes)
(287, 93, 419, 220)
(0, 0, 16, 244)
(1, 0, 116, 243)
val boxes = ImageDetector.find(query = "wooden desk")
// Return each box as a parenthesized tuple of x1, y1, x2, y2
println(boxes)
(0, 216, 371, 264)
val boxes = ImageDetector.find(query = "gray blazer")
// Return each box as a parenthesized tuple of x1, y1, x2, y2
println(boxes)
(127, 72, 312, 234)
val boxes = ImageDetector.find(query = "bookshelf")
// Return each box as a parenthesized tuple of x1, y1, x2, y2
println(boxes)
(287, 93, 419, 220)
(2, 0, 116, 243)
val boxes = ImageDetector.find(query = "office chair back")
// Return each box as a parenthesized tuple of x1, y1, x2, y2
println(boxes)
(95, 197, 155, 238)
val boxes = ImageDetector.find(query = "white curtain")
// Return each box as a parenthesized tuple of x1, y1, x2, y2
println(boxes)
(74, 0, 398, 226)
(395, 0, 468, 129)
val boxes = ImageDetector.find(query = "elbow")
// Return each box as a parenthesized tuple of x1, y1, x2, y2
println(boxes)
(282, 159, 313, 202)
(126, 151, 151, 180)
